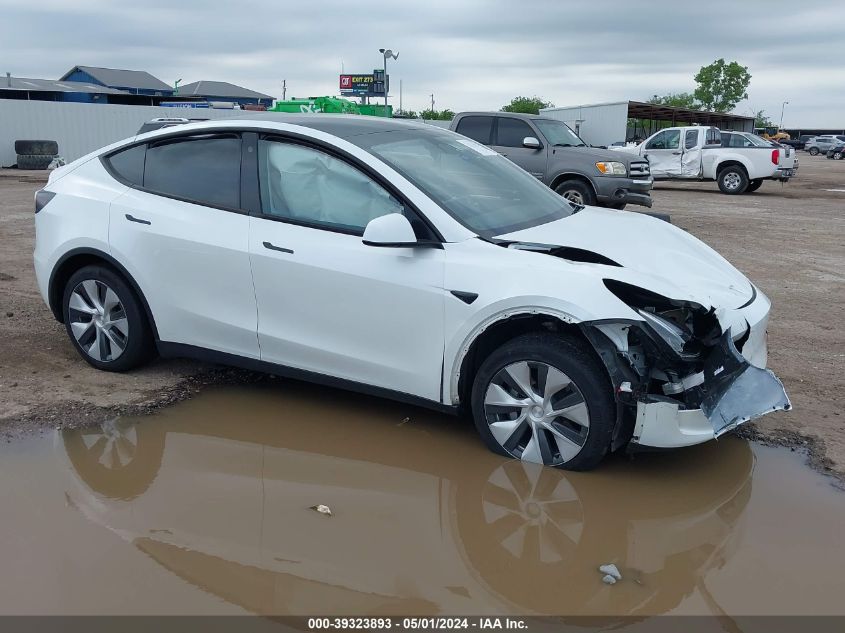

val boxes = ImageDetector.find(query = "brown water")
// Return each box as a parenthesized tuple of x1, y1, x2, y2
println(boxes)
(1, 381, 843, 617)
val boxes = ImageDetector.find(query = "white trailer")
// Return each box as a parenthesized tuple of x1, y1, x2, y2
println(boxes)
(540, 101, 755, 148)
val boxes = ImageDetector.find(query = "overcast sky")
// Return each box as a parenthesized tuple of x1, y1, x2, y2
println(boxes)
(2, 0, 843, 126)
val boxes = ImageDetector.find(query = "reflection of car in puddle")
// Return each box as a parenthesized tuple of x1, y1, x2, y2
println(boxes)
(58, 389, 753, 616)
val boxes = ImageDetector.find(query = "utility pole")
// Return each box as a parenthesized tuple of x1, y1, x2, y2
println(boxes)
(399, 79, 403, 114)
(779, 100, 789, 131)
(282, 79, 286, 101)
(430, 93, 435, 115)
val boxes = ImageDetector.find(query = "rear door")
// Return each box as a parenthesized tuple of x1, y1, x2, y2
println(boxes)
(107, 133, 260, 358)
(491, 117, 547, 179)
(680, 129, 703, 177)
(453, 115, 495, 146)
(643, 129, 683, 177)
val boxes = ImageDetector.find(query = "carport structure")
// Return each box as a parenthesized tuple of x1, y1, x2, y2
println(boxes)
(540, 101, 755, 147)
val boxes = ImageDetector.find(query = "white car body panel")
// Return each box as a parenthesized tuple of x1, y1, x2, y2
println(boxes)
(109, 188, 260, 358)
(249, 216, 446, 400)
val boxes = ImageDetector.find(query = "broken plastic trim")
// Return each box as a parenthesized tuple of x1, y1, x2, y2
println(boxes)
(700, 330, 792, 436)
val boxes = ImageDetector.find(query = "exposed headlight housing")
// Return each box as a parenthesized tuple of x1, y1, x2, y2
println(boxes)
(636, 308, 691, 354)
(595, 161, 627, 176)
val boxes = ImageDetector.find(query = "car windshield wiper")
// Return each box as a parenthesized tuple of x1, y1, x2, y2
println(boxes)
(553, 143, 573, 147)
(574, 143, 587, 147)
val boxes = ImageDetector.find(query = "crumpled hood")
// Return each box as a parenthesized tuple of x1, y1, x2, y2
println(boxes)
(497, 206, 754, 310)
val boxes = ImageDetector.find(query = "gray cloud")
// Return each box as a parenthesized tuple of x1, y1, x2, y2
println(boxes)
(1, 0, 842, 126)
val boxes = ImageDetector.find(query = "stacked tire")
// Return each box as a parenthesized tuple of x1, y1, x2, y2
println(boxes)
(15, 140, 59, 170)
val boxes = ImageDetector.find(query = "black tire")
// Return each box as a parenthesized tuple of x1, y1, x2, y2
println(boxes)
(14, 139, 58, 156)
(62, 265, 155, 372)
(746, 179, 763, 193)
(470, 333, 615, 471)
(16, 154, 53, 170)
(808, 147, 819, 156)
(717, 165, 749, 194)
(834, 151, 843, 160)
(554, 179, 596, 206)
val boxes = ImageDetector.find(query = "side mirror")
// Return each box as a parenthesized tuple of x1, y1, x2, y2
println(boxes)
(523, 136, 542, 149)
(362, 213, 419, 248)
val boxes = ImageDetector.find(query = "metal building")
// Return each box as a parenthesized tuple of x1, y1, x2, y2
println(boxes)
(540, 101, 755, 146)
(60, 65, 174, 97)
(177, 81, 274, 107)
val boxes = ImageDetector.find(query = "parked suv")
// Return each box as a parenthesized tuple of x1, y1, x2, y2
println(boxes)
(34, 117, 789, 470)
(805, 135, 845, 155)
(450, 112, 653, 209)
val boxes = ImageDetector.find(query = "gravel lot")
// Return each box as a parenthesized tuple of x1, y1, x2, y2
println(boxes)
(1, 155, 842, 478)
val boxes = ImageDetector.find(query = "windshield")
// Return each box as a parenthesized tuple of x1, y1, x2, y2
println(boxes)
(534, 119, 586, 147)
(355, 130, 574, 237)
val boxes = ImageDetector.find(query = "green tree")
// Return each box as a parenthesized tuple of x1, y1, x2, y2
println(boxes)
(693, 59, 751, 112)
(501, 96, 554, 115)
(754, 109, 773, 128)
(647, 92, 699, 109)
(420, 108, 454, 120)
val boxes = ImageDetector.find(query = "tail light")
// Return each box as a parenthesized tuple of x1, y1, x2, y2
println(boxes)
(35, 190, 56, 214)
(771, 149, 779, 165)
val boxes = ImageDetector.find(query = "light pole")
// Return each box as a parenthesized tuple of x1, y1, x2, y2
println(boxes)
(378, 48, 398, 116)
(779, 101, 789, 131)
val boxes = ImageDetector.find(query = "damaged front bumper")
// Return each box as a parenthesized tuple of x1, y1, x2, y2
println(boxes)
(632, 333, 791, 448)
(583, 284, 791, 450)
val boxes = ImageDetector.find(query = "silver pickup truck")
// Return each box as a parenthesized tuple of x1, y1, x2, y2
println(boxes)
(450, 112, 653, 209)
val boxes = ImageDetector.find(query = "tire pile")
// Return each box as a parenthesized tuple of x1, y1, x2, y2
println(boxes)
(15, 140, 59, 170)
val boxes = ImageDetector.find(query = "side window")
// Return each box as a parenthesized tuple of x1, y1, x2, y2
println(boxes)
(258, 140, 404, 235)
(144, 135, 241, 209)
(646, 130, 679, 150)
(705, 128, 722, 146)
(684, 130, 699, 150)
(106, 144, 146, 186)
(496, 118, 535, 148)
(455, 116, 494, 145)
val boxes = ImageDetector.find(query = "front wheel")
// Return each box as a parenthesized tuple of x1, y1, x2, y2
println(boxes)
(808, 147, 820, 156)
(746, 179, 763, 193)
(834, 151, 843, 160)
(717, 166, 749, 194)
(470, 333, 615, 471)
(554, 180, 596, 207)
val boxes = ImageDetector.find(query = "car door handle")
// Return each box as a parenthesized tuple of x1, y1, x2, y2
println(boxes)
(263, 241, 294, 254)
(125, 214, 151, 225)
(672, 151, 682, 155)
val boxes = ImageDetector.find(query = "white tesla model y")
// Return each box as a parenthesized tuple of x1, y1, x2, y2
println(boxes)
(33, 117, 790, 470)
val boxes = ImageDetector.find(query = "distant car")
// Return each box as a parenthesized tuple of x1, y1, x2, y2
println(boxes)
(805, 135, 845, 156)
(826, 142, 845, 160)
(34, 117, 790, 470)
(136, 117, 209, 135)
(450, 112, 653, 209)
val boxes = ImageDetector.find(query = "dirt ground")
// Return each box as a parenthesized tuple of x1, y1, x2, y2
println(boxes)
(0, 156, 842, 478)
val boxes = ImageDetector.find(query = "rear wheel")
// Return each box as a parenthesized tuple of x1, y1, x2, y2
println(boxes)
(62, 265, 154, 372)
(717, 166, 749, 194)
(554, 179, 596, 207)
(470, 333, 615, 471)
(746, 179, 763, 193)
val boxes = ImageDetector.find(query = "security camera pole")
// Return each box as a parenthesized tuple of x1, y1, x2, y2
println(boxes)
(379, 48, 398, 116)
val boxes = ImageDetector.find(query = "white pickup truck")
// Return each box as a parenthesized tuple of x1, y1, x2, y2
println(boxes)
(613, 126, 795, 194)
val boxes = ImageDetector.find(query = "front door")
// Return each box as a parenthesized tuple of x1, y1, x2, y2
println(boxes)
(248, 137, 446, 401)
(642, 129, 683, 178)
(491, 117, 548, 179)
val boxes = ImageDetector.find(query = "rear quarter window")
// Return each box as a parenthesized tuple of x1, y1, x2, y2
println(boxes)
(105, 144, 146, 186)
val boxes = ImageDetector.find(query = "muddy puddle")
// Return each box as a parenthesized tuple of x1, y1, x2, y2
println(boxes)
(1, 381, 844, 617)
